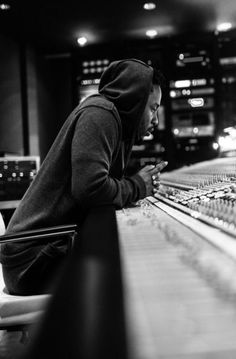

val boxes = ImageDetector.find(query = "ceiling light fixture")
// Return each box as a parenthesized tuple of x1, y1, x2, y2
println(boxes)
(146, 29, 158, 38)
(77, 36, 88, 46)
(0, 3, 10, 10)
(143, 2, 156, 10)
(216, 22, 232, 32)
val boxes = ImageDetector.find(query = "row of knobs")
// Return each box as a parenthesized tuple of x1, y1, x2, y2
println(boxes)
(161, 173, 236, 189)
(159, 179, 236, 229)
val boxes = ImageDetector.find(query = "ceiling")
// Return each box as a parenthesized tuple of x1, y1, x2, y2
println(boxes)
(1, 0, 236, 53)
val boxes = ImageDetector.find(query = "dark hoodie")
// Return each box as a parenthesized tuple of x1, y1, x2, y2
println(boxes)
(0, 59, 154, 292)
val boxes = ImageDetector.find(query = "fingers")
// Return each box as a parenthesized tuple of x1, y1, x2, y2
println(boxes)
(143, 161, 168, 173)
(153, 180, 160, 186)
(152, 173, 160, 181)
(151, 161, 168, 175)
(155, 160, 168, 171)
(139, 161, 167, 196)
(144, 164, 156, 172)
(151, 161, 167, 193)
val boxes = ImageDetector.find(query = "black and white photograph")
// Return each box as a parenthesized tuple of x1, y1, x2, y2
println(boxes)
(0, 1, 236, 358)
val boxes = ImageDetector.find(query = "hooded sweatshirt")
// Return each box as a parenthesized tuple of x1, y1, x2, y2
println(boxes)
(0, 59, 154, 267)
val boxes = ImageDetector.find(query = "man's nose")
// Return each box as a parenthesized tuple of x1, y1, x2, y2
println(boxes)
(152, 113, 159, 126)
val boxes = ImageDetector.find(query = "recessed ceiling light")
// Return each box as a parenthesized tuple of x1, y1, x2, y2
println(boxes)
(0, 3, 10, 10)
(77, 37, 88, 46)
(146, 29, 158, 38)
(143, 2, 156, 10)
(216, 22, 232, 32)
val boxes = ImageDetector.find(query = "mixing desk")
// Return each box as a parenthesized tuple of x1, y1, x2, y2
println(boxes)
(157, 156, 236, 238)
(117, 156, 236, 359)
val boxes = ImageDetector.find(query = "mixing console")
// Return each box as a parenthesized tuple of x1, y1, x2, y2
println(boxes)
(115, 157, 236, 358)
(117, 195, 236, 358)
(155, 157, 236, 238)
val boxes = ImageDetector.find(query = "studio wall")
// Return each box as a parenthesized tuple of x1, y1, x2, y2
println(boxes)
(0, 34, 23, 155)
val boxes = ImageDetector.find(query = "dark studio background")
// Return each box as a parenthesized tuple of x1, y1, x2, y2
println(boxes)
(0, 0, 236, 171)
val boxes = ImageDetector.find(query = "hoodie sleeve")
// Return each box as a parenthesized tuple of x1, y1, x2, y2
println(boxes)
(71, 107, 146, 208)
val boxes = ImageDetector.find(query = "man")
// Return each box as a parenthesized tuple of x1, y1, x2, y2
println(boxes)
(0, 58, 167, 295)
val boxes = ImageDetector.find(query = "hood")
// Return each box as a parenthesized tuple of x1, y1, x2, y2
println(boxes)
(99, 59, 154, 140)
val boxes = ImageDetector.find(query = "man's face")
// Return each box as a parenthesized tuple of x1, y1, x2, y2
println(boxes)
(139, 84, 162, 139)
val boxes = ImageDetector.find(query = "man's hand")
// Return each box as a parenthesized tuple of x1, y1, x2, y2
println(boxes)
(137, 161, 168, 196)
